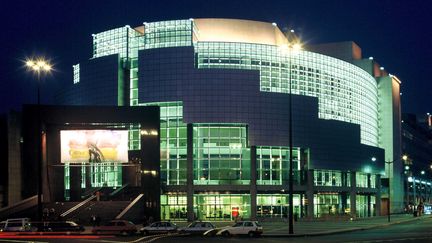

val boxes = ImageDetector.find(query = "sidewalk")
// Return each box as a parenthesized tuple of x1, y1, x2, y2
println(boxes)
(261, 214, 431, 237)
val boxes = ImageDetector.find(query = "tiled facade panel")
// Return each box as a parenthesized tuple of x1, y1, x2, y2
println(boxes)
(138, 47, 384, 171)
(57, 55, 119, 106)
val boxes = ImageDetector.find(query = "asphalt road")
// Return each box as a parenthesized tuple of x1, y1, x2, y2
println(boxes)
(2, 217, 432, 243)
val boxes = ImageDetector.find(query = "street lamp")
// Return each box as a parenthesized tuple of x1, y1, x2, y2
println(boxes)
(280, 41, 302, 234)
(385, 155, 408, 222)
(25, 57, 52, 222)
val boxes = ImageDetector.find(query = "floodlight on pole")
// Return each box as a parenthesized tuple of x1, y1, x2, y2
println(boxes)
(24, 57, 52, 223)
(282, 41, 303, 235)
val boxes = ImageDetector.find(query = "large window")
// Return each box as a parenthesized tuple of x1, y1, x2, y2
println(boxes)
(194, 194, 250, 221)
(142, 20, 194, 49)
(314, 193, 348, 218)
(256, 194, 301, 218)
(256, 147, 302, 185)
(314, 170, 342, 187)
(64, 163, 122, 200)
(356, 195, 375, 217)
(356, 172, 369, 188)
(161, 194, 187, 221)
(141, 102, 187, 185)
(193, 124, 250, 185)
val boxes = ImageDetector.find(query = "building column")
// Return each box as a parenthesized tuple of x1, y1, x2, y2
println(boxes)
(186, 123, 194, 221)
(69, 166, 82, 201)
(250, 146, 257, 220)
(306, 169, 314, 219)
(376, 174, 381, 216)
(350, 171, 357, 218)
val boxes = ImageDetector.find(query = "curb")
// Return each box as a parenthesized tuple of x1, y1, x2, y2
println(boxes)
(262, 215, 431, 238)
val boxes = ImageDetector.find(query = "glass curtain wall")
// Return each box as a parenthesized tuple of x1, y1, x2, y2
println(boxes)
(160, 194, 188, 221)
(256, 194, 301, 218)
(314, 193, 350, 218)
(193, 124, 250, 185)
(356, 195, 376, 217)
(195, 42, 378, 146)
(356, 172, 369, 188)
(194, 194, 251, 221)
(64, 163, 122, 200)
(256, 147, 301, 185)
(314, 170, 343, 186)
(141, 102, 187, 185)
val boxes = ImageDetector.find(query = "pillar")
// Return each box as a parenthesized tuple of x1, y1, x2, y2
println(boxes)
(376, 174, 381, 216)
(69, 166, 82, 201)
(306, 170, 314, 219)
(250, 146, 257, 220)
(186, 123, 194, 221)
(350, 171, 357, 218)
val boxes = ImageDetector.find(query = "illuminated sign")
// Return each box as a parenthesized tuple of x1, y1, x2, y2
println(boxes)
(60, 130, 128, 163)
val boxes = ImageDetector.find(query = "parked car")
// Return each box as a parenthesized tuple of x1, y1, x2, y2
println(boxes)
(92, 220, 137, 236)
(2, 218, 33, 232)
(216, 221, 263, 237)
(140, 221, 177, 235)
(178, 221, 215, 235)
(40, 221, 85, 233)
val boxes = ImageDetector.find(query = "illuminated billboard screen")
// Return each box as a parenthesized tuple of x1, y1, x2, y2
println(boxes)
(61, 130, 129, 163)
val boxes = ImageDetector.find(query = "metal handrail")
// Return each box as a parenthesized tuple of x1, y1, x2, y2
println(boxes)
(60, 194, 96, 218)
(115, 194, 144, 219)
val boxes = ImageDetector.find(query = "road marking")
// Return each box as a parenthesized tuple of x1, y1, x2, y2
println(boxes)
(89, 233, 178, 243)
(0, 240, 47, 243)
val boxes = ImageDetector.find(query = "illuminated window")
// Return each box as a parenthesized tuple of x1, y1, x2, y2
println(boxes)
(193, 124, 250, 185)
(73, 64, 80, 84)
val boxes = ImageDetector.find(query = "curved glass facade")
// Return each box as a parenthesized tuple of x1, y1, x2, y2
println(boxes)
(195, 42, 378, 146)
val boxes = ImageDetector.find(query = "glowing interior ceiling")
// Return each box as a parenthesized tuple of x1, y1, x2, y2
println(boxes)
(193, 18, 288, 45)
(134, 18, 289, 46)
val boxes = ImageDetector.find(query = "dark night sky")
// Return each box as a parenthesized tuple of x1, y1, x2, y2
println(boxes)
(1, 0, 431, 115)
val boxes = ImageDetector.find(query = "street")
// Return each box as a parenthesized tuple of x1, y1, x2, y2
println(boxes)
(2, 217, 432, 243)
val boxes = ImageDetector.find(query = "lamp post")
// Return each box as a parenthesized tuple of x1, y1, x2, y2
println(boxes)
(385, 155, 408, 222)
(25, 58, 52, 222)
(283, 42, 302, 235)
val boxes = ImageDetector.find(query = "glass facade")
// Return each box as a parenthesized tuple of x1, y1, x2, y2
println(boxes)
(194, 194, 251, 221)
(256, 147, 302, 185)
(195, 42, 378, 146)
(356, 172, 369, 188)
(193, 124, 250, 185)
(160, 194, 187, 220)
(92, 26, 141, 59)
(142, 20, 194, 49)
(256, 194, 302, 218)
(314, 193, 350, 217)
(356, 195, 376, 217)
(141, 102, 187, 185)
(64, 163, 122, 200)
(314, 170, 343, 187)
